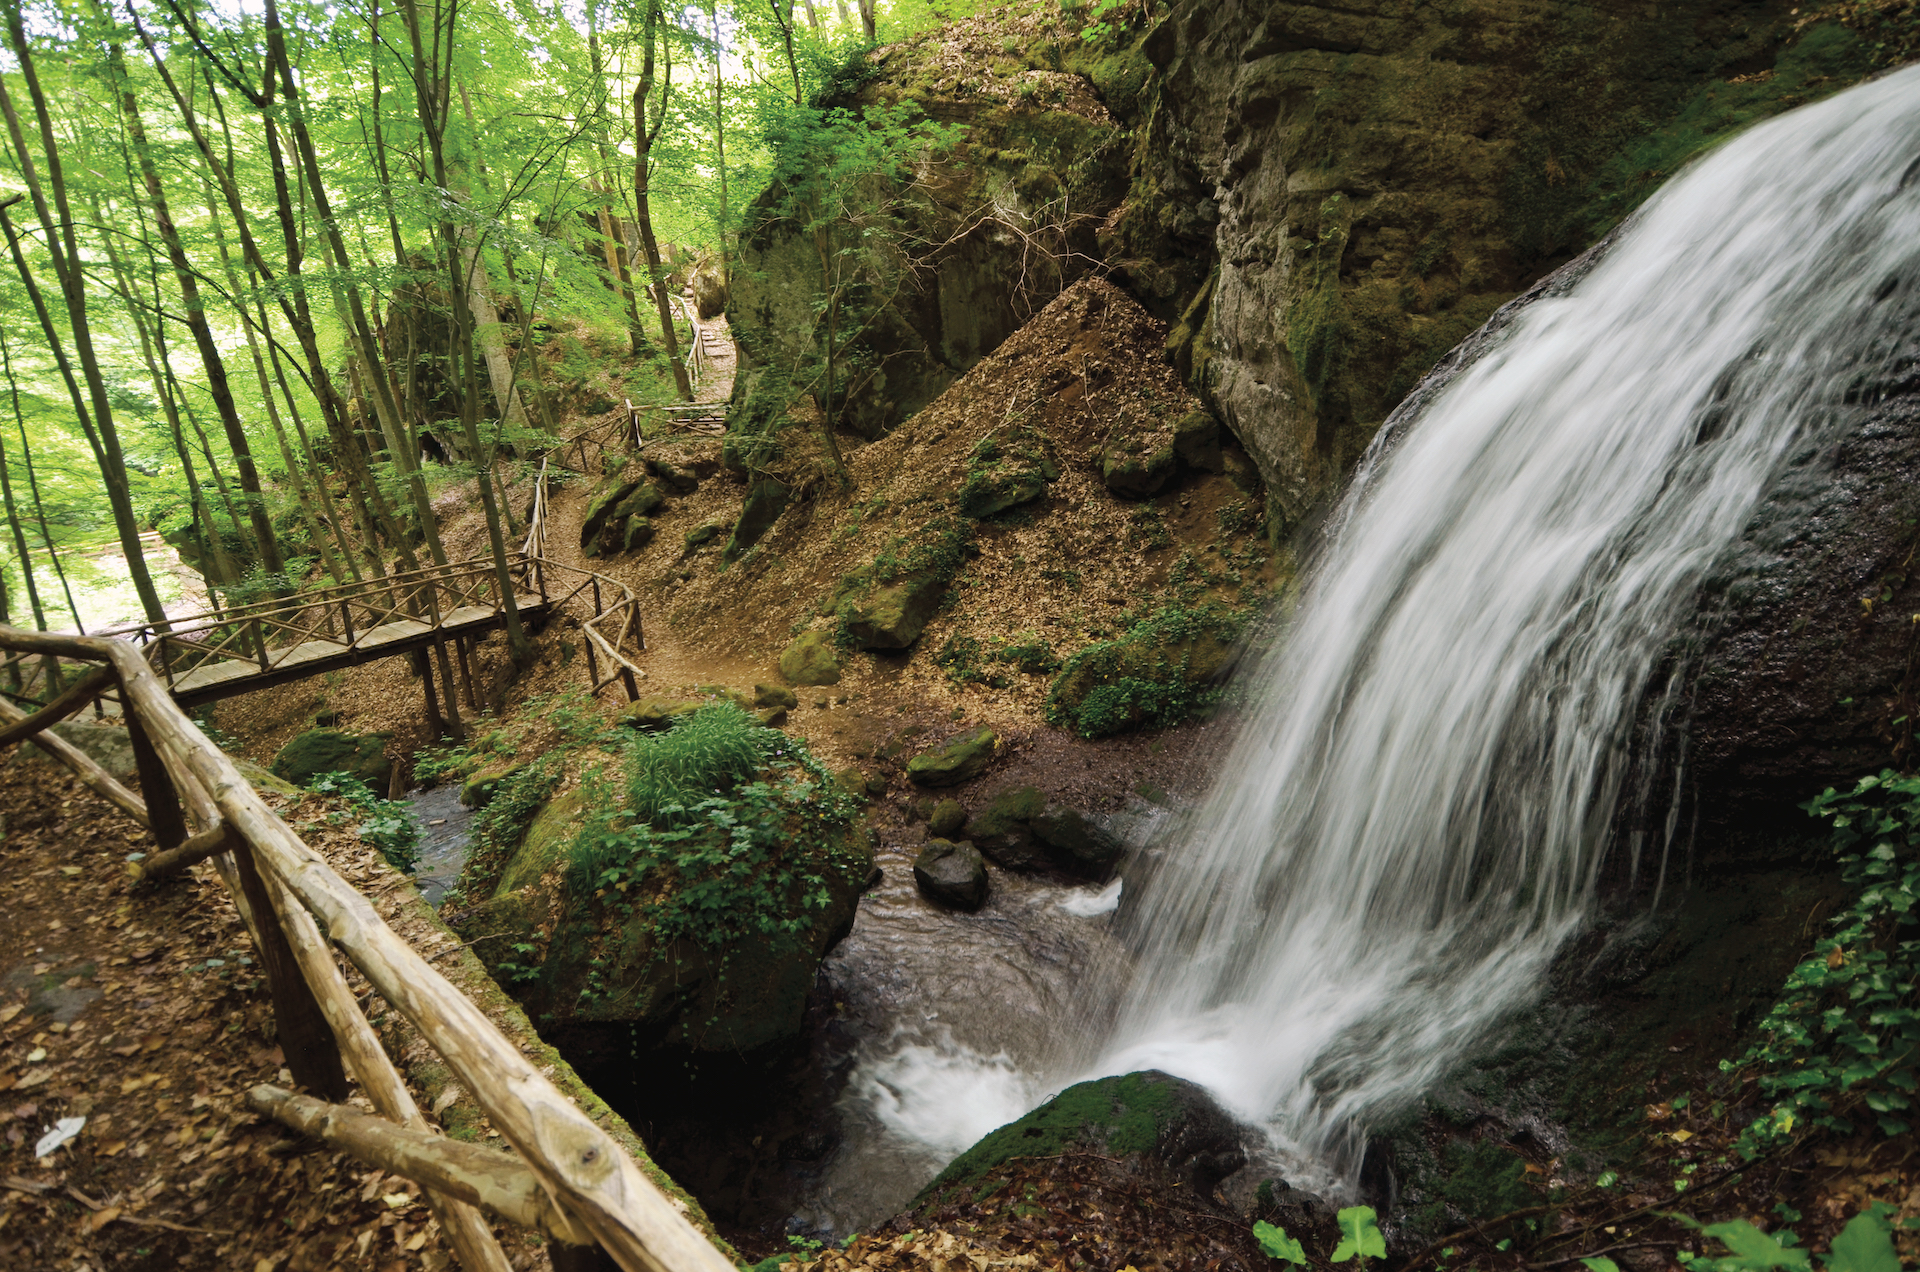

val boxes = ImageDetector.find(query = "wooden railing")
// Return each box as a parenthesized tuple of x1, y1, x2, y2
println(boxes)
(90, 557, 537, 691)
(0, 625, 727, 1272)
(519, 460, 649, 702)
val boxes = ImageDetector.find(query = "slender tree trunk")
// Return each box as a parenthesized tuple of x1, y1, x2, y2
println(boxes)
(397, 0, 528, 664)
(107, 42, 288, 581)
(0, 428, 46, 632)
(712, 0, 730, 270)
(0, 328, 82, 633)
(0, 25, 168, 624)
(636, 1, 693, 401)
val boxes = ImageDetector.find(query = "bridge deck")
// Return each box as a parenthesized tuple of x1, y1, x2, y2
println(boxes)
(161, 597, 549, 708)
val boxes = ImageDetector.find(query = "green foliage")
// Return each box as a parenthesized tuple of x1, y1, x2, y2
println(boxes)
(1046, 604, 1242, 738)
(560, 706, 866, 992)
(935, 630, 1060, 688)
(1253, 1220, 1306, 1265)
(452, 751, 567, 906)
(307, 772, 421, 874)
(1331, 1206, 1386, 1266)
(1725, 771, 1920, 1152)
(1676, 1205, 1900, 1272)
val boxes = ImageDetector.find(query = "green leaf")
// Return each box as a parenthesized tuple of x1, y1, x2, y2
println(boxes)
(1596, 1170, 1619, 1188)
(1331, 1206, 1386, 1264)
(1581, 1259, 1622, 1272)
(1699, 1220, 1812, 1270)
(1253, 1221, 1307, 1265)
(1827, 1210, 1899, 1272)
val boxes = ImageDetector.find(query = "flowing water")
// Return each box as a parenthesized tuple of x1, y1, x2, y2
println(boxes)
(809, 67, 1920, 1223)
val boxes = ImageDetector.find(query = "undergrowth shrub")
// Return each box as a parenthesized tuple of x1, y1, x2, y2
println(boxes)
(308, 771, 421, 874)
(1726, 770, 1920, 1152)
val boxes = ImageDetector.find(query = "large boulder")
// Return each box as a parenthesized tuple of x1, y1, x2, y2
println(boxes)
(906, 727, 997, 788)
(778, 631, 842, 686)
(913, 1070, 1247, 1212)
(448, 710, 873, 1055)
(912, 838, 989, 911)
(270, 728, 391, 789)
(689, 254, 728, 321)
(1030, 802, 1125, 881)
(841, 572, 948, 650)
(1046, 608, 1241, 737)
(965, 784, 1048, 871)
(580, 477, 642, 550)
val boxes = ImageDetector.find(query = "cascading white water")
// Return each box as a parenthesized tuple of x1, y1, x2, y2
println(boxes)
(1095, 64, 1920, 1165)
(821, 66, 1920, 1220)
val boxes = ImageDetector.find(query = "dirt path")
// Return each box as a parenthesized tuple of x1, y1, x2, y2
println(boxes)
(0, 756, 552, 1272)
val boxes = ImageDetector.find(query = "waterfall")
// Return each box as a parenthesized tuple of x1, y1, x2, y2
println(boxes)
(819, 66, 1920, 1220)
(1095, 64, 1920, 1166)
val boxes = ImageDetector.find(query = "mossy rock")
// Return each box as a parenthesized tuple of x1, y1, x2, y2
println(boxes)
(459, 759, 528, 809)
(842, 571, 947, 650)
(779, 631, 842, 686)
(906, 727, 998, 788)
(914, 1071, 1245, 1209)
(234, 757, 302, 797)
(928, 799, 967, 838)
(1046, 610, 1240, 739)
(1100, 431, 1177, 498)
(1030, 802, 1123, 881)
(754, 683, 799, 711)
(724, 477, 791, 564)
(580, 478, 642, 550)
(834, 766, 871, 799)
(646, 456, 701, 494)
(693, 685, 755, 712)
(913, 838, 988, 911)
(957, 427, 1060, 519)
(613, 482, 666, 523)
(497, 786, 591, 896)
(967, 784, 1048, 870)
(1172, 410, 1223, 473)
(620, 696, 703, 730)
(683, 523, 724, 551)
(269, 728, 392, 789)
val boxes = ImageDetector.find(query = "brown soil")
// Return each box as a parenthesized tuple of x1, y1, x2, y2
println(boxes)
(0, 755, 556, 1272)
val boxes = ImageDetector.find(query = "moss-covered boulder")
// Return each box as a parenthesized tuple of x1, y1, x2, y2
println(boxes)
(580, 478, 642, 550)
(778, 631, 842, 686)
(914, 1071, 1246, 1211)
(913, 839, 988, 911)
(620, 517, 656, 554)
(1100, 426, 1177, 498)
(270, 728, 391, 789)
(842, 571, 948, 650)
(620, 695, 703, 731)
(957, 426, 1059, 519)
(906, 727, 998, 787)
(723, 477, 790, 564)
(1030, 802, 1124, 881)
(1046, 608, 1241, 738)
(459, 759, 528, 809)
(965, 784, 1049, 871)
(457, 706, 873, 1055)
(753, 683, 799, 711)
(928, 799, 967, 838)
(1172, 410, 1223, 473)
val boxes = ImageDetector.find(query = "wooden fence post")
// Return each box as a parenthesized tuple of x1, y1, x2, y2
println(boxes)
(231, 831, 350, 1101)
(125, 710, 189, 851)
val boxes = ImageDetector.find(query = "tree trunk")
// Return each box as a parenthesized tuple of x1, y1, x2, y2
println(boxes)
(636, 1, 694, 401)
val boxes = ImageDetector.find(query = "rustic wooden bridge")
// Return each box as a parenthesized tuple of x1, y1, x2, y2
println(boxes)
(73, 552, 647, 712)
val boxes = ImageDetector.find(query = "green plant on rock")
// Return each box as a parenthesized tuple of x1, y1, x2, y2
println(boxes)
(561, 704, 868, 1004)
(1725, 770, 1920, 1153)
(307, 771, 421, 874)
(1046, 604, 1244, 738)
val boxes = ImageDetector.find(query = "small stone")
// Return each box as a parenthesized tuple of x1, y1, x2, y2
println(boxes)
(779, 631, 843, 686)
(683, 523, 724, 551)
(906, 727, 998, 787)
(913, 839, 988, 911)
(928, 799, 967, 837)
(1172, 410, 1224, 473)
(756, 707, 789, 727)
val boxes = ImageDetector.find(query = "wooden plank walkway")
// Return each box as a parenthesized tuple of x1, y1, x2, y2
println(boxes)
(161, 595, 549, 708)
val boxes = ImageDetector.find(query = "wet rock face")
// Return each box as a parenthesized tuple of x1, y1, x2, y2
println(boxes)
(1683, 380, 1920, 829)
(912, 838, 989, 910)
(1132, 0, 1877, 534)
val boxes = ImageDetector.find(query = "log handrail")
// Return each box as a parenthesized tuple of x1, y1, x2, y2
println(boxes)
(0, 623, 725, 1272)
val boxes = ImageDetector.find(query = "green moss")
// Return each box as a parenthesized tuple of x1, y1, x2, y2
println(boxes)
(1437, 1138, 1537, 1223)
(1046, 605, 1245, 738)
(916, 1072, 1182, 1204)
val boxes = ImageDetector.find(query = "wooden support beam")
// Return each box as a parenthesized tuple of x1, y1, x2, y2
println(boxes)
(124, 710, 188, 851)
(0, 695, 148, 827)
(127, 819, 228, 883)
(246, 1085, 595, 1245)
(0, 664, 117, 749)
(231, 833, 349, 1101)
(79, 635, 732, 1272)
